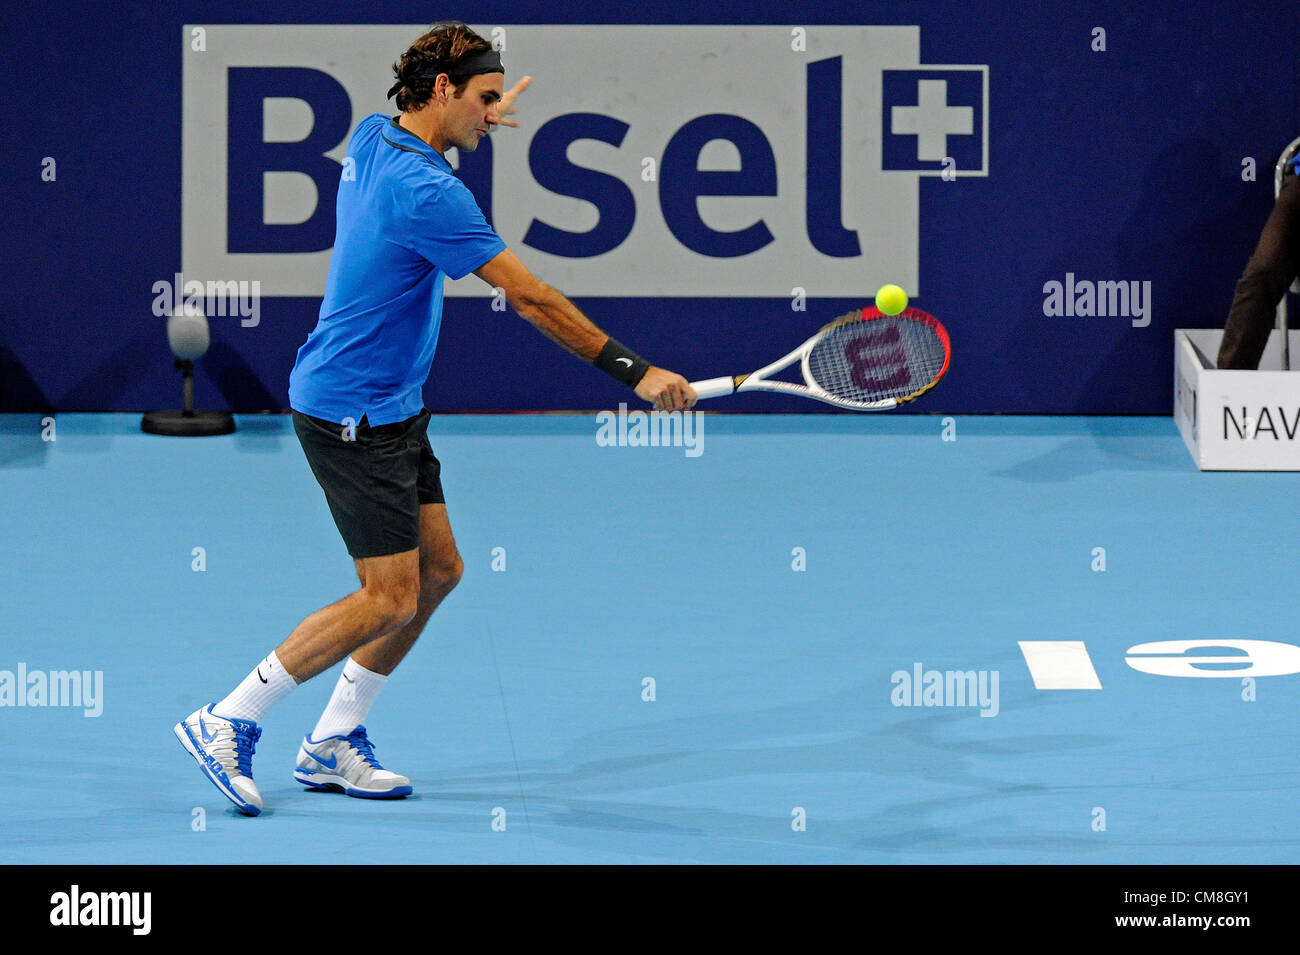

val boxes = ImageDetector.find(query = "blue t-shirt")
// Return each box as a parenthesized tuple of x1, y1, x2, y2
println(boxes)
(289, 113, 506, 425)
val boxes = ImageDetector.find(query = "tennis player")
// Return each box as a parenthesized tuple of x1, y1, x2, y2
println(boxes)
(174, 22, 696, 815)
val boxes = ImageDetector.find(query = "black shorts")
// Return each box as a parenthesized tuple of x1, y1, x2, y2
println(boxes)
(292, 408, 444, 559)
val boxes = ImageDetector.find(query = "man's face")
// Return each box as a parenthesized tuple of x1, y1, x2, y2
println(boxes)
(445, 73, 504, 152)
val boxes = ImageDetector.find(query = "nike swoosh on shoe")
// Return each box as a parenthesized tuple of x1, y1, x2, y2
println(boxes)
(199, 711, 218, 743)
(306, 747, 338, 770)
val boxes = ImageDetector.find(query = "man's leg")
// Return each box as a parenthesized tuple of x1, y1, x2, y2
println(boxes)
(176, 409, 450, 811)
(273, 544, 423, 682)
(351, 503, 465, 675)
(292, 504, 463, 798)
(173, 547, 425, 813)
(305, 504, 463, 739)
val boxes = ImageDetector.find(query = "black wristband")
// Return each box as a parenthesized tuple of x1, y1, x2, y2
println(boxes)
(594, 337, 651, 387)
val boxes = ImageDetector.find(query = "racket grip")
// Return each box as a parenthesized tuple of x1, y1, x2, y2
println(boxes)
(689, 376, 737, 400)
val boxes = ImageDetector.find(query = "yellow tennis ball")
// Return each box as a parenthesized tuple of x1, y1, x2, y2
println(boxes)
(875, 284, 908, 316)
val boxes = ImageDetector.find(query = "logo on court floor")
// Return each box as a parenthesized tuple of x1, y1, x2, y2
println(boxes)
(1019, 639, 1300, 688)
(182, 25, 989, 298)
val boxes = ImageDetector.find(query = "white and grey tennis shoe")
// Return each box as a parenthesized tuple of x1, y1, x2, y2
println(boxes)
(174, 703, 264, 816)
(293, 726, 412, 799)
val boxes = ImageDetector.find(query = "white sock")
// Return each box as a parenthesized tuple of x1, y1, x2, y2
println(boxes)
(212, 651, 298, 723)
(311, 657, 387, 740)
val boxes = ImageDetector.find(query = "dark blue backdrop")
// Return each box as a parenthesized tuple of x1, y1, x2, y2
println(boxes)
(2, 1, 1296, 413)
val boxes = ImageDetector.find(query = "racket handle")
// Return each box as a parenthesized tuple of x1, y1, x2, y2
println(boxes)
(689, 376, 737, 400)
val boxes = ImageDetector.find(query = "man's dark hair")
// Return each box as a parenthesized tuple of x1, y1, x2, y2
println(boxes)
(390, 22, 494, 111)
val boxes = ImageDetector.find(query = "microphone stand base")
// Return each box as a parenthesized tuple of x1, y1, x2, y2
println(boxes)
(141, 410, 236, 436)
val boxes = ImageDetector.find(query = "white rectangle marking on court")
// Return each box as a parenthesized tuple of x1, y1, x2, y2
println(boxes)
(1018, 641, 1102, 690)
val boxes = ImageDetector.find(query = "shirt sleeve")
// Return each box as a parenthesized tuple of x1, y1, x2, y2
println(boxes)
(403, 178, 507, 280)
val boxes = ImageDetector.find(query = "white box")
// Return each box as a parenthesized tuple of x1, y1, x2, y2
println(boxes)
(1175, 328, 1300, 470)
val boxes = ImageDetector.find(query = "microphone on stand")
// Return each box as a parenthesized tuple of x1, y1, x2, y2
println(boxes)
(141, 305, 236, 436)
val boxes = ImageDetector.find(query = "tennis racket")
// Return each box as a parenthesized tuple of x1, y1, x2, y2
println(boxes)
(689, 306, 950, 410)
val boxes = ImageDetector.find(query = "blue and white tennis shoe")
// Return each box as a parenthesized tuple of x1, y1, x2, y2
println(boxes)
(294, 726, 412, 798)
(174, 703, 264, 816)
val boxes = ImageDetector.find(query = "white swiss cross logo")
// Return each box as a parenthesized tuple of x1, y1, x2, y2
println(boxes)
(890, 79, 974, 162)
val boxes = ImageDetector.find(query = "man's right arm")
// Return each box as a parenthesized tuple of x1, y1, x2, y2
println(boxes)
(474, 248, 696, 410)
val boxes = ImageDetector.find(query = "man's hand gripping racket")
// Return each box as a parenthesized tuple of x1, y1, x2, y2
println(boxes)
(690, 306, 951, 410)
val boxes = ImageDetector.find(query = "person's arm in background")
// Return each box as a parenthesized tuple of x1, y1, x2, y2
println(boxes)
(1217, 159, 1300, 369)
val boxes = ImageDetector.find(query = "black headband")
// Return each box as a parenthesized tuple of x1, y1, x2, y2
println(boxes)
(387, 48, 505, 99)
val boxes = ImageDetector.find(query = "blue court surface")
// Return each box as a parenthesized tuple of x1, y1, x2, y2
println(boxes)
(2, 412, 1297, 865)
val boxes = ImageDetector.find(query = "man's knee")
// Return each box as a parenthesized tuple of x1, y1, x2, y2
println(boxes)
(421, 551, 464, 601)
(363, 575, 421, 631)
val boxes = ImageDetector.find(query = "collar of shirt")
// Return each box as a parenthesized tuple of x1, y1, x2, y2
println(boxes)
(383, 115, 455, 174)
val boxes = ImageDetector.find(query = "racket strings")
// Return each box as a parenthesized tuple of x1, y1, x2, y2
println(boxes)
(807, 313, 948, 405)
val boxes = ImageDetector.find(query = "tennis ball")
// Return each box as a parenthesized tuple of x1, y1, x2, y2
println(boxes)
(875, 284, 908, 316)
